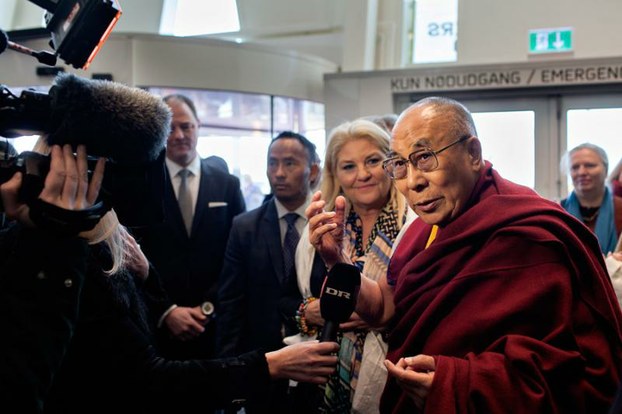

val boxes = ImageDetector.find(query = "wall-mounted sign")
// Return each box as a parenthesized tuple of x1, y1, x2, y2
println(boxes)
(389, 62, 622, 93)
(529, 27, 573, 54)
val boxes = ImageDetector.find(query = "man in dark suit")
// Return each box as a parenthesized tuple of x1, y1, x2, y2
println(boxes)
(216, 131, 321, 412)
(135, 94, 245, 360)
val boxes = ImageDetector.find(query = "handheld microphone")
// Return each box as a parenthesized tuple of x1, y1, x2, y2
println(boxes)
(319, 263, 361, 342)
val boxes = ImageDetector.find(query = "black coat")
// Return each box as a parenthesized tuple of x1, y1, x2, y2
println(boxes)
(134, 158, 245, 359)
(0, 225, 89, 414)
(216, 199, 290, 357)
(44, 244, 271, 414)
(216, 199, 327, 413)
(216, 199, 327, 356)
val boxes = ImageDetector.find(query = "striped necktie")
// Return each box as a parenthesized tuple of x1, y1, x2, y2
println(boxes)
(282, 213, 300, 283)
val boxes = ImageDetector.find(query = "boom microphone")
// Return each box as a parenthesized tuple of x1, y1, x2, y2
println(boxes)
(319, 263, 361, 342)
(0, 73, 172, 226)
(0, 73, 170, 163)
(49, 73, 170, 163)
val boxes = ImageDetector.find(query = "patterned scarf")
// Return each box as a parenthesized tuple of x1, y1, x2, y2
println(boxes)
(321, 202, 403, 413)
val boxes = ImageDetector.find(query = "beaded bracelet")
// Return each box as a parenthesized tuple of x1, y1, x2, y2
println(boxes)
(295, 296, 318, 337)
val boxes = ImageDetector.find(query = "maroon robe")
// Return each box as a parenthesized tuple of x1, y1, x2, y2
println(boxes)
(382, 163, 622, 414)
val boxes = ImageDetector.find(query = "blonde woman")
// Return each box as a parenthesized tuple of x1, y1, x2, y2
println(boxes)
(293, 119, 408, 413)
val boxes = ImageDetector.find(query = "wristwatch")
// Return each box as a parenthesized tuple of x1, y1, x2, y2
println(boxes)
(200, 301, 215, 317)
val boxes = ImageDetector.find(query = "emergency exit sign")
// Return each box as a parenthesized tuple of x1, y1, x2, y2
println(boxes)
(529, 28, 573, 54)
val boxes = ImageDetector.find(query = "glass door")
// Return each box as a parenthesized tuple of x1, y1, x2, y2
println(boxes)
(460, 97, 556, 199)
(561, 94, 622, 196)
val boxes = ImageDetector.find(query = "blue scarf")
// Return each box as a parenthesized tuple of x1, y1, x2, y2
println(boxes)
(562, 187, 617, 254)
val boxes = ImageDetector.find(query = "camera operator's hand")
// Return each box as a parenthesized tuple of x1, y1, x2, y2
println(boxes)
(0, 144, 105, 228)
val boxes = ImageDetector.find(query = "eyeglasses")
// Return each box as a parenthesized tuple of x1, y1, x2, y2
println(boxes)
(382, 135, 469, 180)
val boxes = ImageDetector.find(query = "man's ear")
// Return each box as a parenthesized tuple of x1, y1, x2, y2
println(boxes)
(467, 137, 483, 169)
(309, 163, 321, 187)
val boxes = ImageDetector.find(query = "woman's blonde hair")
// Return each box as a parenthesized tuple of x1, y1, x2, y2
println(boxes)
(320, 118, 406, 223)
(33, 137, 126, 275)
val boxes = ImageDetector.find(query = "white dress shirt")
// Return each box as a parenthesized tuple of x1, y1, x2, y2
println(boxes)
(273, 193, 311, 246)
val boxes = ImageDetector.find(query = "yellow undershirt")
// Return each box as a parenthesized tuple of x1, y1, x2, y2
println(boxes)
(425, 225, 439, 249)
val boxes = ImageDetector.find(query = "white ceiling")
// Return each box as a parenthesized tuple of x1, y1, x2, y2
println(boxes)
(201, 0, 346, 65)
(2, 0, 347, 66)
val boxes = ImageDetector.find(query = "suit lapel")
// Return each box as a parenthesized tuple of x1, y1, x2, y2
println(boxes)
(263, 200, 286, 285)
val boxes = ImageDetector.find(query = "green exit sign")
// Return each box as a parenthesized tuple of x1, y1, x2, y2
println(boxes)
(529, 28, 573, 54)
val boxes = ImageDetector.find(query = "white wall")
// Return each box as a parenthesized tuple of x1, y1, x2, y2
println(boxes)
(456, 0, 622, 65)
(115, 0, 165, 34)
(3, 0, 38, 30)
(324, 75, 394, 131)
(0, 0, 19, 30)
(5, 0, 622, 71)
(130, 35, 336, 101)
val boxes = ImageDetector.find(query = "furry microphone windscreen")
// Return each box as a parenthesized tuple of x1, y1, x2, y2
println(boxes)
(47, 73, 171, 164)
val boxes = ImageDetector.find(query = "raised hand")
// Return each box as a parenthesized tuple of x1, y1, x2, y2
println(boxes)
(306, 191, 348, 269)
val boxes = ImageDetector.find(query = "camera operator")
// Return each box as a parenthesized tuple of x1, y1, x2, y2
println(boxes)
(0, 135, 336, 413)
(42, 210, 338, 413)
(0, 137, 338, 413)
(0, 143, 105, 413)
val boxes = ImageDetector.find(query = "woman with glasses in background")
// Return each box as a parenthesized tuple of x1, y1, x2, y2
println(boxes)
(290, 118, 408, 413)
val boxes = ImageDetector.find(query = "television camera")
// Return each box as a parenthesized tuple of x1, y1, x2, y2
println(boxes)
(0, 1, 170, 230)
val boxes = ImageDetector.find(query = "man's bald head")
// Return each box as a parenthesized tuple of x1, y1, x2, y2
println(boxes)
(395, 97, 478, 140)
(390, 97, 484, 226)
